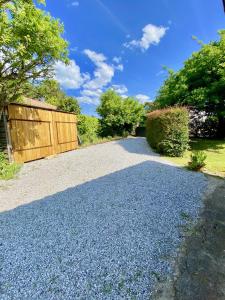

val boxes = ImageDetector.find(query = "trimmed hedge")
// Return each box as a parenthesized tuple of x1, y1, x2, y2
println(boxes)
(146, 107, 189, 157)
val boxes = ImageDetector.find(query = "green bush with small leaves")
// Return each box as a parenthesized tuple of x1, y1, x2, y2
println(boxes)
(77, 115, 100, 144)
(0, 152, 21, 180)
(146, 107, 189, 157)
(188, 151, 207, 171)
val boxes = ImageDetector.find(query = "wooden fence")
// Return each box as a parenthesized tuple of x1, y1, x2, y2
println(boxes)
(6, 104, 78, 163)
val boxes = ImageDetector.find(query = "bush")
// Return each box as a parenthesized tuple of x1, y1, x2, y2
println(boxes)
(0, 152, 21, 180)
(188, 151, 207, 171)
(146, 107, 189, 157)
(77, 115, 100, 144)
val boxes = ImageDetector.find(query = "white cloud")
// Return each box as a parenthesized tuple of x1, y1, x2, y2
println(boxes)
(113, 56, 122, 64)
(77, 49, 116, 104)
(77, 96, 100, 105)
(111, 84, 128, 96)
(112, 57, 123, 72)
(70, 46, 78, 52)
(124, 24, 168, 51)
(115, 64, 124, 72)
(84, 49, 106, 63)
(55, 49, 126, 105)
(54, 60, 87, 89)
(78, 87, 103, 105)
(83, 49, 114, 90)
(81, 89, 102, 97)
(71, 1, 79, 6)
(135, 94, 151, 103)
(156, 69, 166, 77)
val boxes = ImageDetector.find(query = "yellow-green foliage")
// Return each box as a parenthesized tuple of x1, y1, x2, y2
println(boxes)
(188, 151, 207, 171)
(146, 107, 189, 157)
(77, 115, 100, 144)
(0, 152, 21, 180)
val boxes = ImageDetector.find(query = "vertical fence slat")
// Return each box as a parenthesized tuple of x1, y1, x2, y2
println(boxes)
(8, 105, 78, 163)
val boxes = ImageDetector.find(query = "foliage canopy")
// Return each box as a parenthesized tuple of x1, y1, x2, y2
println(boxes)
(0, 0, 68, 106)
(97, 90, 145, 136)
(155, 30, 225, 137)
(25, 80, 80, 114)
(77, 114, 100, 144)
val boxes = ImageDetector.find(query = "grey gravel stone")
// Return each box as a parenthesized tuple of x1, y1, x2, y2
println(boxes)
(0, 138, 207, 299)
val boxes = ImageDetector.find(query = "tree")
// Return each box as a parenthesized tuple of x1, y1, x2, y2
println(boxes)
(97, 90, 145, 136)
(144, 101, 158, 113)
(25, 80, 64, 105)
(0, 0, 68, 107)
(155, 30, 225, 138)
(57, 97, 80, 114)
(0, 0, 45, 6)
(77, 115, 99, 143)
(25, 79, 81, 114)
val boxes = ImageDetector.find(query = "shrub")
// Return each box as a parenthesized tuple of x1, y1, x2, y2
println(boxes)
(0, 152, 21, 180)
(146, 107, 189, 157)
(77, 115, 100, 144)
(0, 152, 8, 172)
(188, 151, 207, 171)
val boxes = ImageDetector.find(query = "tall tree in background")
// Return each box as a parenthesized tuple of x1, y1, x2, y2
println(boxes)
(26, 79, 81, 114)
(155, 30, 225, 138)
(25, 80, 64, 106)
(57, 97, 80, 114)
(97, 90, 145, 136)
(0, 0, 45, 5)
(0, 0, 68, 107)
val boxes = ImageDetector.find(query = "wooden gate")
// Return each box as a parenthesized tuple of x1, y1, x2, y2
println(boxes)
(7, 104, 78, 163)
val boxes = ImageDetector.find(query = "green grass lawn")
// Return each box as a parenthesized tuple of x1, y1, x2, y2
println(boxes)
(162, 139, 225, 177)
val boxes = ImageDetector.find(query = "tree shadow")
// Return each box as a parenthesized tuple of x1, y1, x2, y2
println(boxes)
(190, 138, 225, 153)
(116, 137, 158, 156)
(7, 104, 42, 151)
(0, 161, 207, 299)
(170, 183, 225, 300)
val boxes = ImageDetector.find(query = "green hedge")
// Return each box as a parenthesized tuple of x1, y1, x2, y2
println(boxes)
(146, 107, 189, 157)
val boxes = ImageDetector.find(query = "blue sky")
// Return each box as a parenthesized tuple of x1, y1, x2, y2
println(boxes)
(43, 0, 224, 115)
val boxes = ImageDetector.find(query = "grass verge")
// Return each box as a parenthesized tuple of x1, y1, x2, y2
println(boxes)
(79, 135, 123, 148)
(161, 138, 225, 177)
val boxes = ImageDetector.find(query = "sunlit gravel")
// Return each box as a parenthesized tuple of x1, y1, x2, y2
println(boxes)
(0, 138, 207, 299)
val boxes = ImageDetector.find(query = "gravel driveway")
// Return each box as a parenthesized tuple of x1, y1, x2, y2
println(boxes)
(0, 138, 207, 299)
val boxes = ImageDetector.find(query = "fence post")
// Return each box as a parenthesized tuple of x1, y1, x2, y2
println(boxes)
(3, 107, 13, 163)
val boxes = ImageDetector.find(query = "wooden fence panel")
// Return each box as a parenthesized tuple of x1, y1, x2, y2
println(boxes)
(52, 111, 78, 154)
(7, 105, 78, 163)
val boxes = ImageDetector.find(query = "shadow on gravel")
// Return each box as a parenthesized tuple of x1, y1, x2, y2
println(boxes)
(173, 180, 225, 300)
(116, 137, 158, 156)
(0, 161, 206, 300)
(153, 178, 225, 300)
